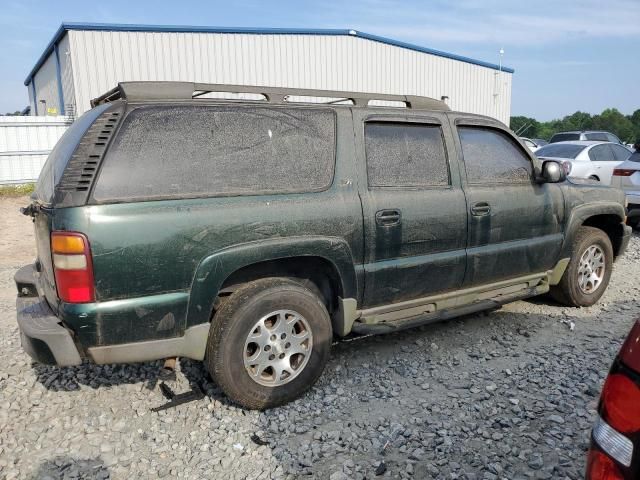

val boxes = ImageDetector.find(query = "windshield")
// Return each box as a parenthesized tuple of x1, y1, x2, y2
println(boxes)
(629, 152, 640, 163)
(536, 143, 586, 159)
(33, 103, 111, 205)
(550, 133, 580, 143)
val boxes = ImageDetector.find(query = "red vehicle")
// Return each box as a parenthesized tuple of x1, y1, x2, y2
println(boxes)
(586, 320, 640, 479)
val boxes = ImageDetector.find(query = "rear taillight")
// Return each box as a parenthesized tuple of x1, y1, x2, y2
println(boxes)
(51, 231, 95, 303)
(613, 169, 635, 177)
(586, 447, 625, 479)
(562, 161, 572, 175)
(601, 373, 640, 434)
(620, 321, 640, 373)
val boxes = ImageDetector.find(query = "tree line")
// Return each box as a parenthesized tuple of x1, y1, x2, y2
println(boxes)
(510, 108, 640, 144)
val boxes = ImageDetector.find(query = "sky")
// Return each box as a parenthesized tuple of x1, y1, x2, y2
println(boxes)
(1, 0, 638, 120)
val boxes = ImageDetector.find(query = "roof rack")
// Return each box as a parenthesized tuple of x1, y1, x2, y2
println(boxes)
(90, 81, 450, 111)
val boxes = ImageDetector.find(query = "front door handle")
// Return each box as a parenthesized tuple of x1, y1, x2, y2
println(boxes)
(471, 202, 491, 216)
(376, 209, 401, 226)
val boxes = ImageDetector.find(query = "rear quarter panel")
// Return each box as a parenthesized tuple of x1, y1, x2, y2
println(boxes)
(53, 108, 363, 347)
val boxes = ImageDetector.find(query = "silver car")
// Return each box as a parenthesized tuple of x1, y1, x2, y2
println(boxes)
(549, 130, 623, 144)
(611, 150, 640, 228)
(535, 141, 631, 184)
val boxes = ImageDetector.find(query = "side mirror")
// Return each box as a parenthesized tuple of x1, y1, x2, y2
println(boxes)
(540, 160, 566, 183)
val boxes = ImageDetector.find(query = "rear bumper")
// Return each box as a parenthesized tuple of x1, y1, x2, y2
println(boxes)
(15, 265, 82, 366)
(624, 191, 640, 205)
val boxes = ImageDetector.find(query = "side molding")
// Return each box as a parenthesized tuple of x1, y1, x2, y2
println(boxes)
(88, 323, 210, 364)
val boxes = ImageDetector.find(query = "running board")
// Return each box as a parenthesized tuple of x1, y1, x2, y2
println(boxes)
(351, 273, 551, 335)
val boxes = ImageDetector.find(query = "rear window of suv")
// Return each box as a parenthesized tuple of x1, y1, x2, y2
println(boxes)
(92, 105, 336, 202)
(550, 133, 580, 143)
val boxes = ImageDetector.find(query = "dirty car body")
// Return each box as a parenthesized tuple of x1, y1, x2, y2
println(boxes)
(15, 82, 632, 408)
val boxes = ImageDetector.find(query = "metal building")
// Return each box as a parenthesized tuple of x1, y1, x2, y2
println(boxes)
(24, 23, 514, 123)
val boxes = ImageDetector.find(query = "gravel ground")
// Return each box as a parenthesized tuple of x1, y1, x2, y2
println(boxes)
(1, 195, 639, 480)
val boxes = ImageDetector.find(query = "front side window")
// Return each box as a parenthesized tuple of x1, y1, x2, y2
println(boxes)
(364, 122, 449, 187)
(458, 126, 532, 184)
(92, 105, 336, 201)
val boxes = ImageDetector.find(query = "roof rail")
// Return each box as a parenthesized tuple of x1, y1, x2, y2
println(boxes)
(90, 81, 450, 111)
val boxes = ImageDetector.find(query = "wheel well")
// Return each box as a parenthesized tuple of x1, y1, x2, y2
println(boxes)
(588, 175, 600, 181)
(582, 214, 625, 257)
(215, 257, 343, 314)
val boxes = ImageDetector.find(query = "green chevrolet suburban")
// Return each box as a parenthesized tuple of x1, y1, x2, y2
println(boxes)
(16, 82, 631, 409)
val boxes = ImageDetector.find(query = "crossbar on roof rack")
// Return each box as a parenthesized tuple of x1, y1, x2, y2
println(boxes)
(90, 81, 450, 111)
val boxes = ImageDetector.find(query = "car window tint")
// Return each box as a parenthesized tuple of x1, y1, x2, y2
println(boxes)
(550, 133, 580, 143)
(364, 122, 449, 187)
(606, 134, 620, 143)
(458, 127, 532, 184)
(611, 145, 631, 161)
(93, 105, 336, 201)
(585, 133, 609, 141)
(535, 144, 586, 159)
(588, 145, 615, 162)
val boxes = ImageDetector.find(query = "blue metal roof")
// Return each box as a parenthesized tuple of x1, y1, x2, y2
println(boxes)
(24, 22, 515, 85)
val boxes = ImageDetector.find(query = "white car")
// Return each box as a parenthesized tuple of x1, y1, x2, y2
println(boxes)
(535, 141, 631, 184)
(610, 151, 640, 228)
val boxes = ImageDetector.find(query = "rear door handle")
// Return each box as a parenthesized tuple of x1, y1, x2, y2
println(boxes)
(375, 209, 401, 226)
(471, 202, 491, 216)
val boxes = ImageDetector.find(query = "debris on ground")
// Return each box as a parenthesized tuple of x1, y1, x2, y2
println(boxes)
(1, 197, 639, 478)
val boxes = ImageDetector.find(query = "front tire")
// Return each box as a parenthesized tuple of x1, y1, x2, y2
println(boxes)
(550, 226, 613, 307)
(205, 278, 332, 409)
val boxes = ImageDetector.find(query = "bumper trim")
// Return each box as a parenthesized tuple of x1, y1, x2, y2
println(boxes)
(16, 296, 82, 366)
(87, 323, 210, 364)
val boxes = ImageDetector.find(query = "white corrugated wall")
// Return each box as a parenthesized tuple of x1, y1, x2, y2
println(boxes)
(64, 30, 512, 123)
(0, 116, 69, 184)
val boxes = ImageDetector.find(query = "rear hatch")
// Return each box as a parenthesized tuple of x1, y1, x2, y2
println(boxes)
(25, 102, 123, 309)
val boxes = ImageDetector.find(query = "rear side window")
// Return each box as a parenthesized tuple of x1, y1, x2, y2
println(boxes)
(589, 145, 616, 162)
(611, 144, 632, 161)
(364, 122, 449, 187)
(458, 127, 532, 184)
(92, 105, 335, 201)
(34, 103, 112, 205)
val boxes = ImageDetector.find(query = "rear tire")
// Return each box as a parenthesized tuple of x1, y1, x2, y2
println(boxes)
(550, 226, 613, 307)
(205, 278, 332, 409)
